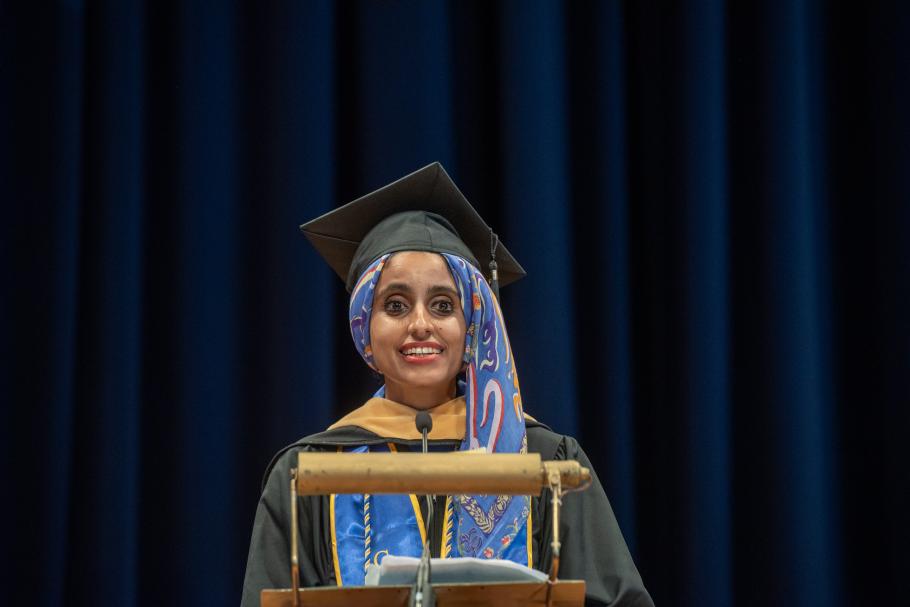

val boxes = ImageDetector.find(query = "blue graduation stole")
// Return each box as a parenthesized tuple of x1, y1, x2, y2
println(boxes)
(330, 443, 531, 587)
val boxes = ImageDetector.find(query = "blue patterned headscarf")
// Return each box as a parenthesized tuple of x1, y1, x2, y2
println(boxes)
(346, 252, 531, 566)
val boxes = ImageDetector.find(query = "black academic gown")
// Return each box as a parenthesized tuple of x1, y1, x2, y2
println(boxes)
(240, 419, 654, 607)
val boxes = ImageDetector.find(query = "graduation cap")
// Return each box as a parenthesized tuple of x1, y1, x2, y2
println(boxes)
(300, 162, 525, 296)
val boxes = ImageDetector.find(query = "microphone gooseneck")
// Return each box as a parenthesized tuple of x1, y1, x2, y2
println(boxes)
(414, 412, 434, 529)
(411, 411, 436, 607)
(415, 411, 433, 453)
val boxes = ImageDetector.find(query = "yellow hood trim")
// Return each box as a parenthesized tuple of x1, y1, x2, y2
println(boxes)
(327, 396, 468, 440)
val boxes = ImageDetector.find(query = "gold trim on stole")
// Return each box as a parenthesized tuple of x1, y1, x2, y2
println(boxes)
(329, 493, 342, 586)
(527, 504, 533, 566)
(441, 496, 453, 558)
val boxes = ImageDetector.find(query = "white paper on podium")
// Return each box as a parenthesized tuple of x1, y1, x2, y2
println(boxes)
(364, 555, 549, 586)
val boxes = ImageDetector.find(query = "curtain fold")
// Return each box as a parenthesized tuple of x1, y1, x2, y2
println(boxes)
(499, 0, 577, 435)
(677, 3, 731, 606)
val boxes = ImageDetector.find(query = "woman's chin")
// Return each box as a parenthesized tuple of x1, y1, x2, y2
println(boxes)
(386, 371, 457, 400)
(397, 375, 451, 391)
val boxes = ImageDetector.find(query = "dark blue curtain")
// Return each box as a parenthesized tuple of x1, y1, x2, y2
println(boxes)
(2, 1, 908, 606)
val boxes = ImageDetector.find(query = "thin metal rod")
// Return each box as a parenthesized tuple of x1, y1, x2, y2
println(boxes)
(547, 469, 563, 584)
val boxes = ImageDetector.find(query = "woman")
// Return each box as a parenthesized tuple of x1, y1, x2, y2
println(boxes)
(241, 163, 653, 606)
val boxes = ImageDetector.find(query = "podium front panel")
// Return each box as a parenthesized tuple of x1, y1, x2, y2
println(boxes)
(261, 580, 585, 607)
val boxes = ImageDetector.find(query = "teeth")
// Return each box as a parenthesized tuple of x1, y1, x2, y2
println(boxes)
(402, 346, 442, 356)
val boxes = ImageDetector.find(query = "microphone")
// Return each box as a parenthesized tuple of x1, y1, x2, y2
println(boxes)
(411, 412, 436, 607)
(415, 411, 433, 452)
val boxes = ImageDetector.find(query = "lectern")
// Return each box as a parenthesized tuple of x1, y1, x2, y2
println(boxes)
(260, 452, 592, 607)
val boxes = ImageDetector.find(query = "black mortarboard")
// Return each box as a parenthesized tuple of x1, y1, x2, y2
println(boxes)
(300, 162, 525, 294)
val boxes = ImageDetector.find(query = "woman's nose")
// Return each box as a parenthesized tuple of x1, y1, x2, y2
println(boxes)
(409, 306, 432, 335)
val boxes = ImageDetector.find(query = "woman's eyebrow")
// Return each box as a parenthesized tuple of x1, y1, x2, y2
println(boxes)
(377, 283, 458, 298)
(426, 285, 458, 297)
(377, 282, 414, 298)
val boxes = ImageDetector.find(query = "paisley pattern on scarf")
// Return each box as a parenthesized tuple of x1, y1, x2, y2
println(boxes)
(336, 252, 530, 585)
(439, 253, 530, 563)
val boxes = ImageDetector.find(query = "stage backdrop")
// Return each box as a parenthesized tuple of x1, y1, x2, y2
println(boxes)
(1, 1, 908, 606)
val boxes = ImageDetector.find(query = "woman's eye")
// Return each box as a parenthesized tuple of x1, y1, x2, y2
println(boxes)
(384, 300, 407, 314)
(433, 300, 454, 314)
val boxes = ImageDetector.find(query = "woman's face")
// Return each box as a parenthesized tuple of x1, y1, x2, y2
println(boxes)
(370, 251, 467, 410)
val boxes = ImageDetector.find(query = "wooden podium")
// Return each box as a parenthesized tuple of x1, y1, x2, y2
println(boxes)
(261, 580, 586, 607)
(259, 452, 592, 607)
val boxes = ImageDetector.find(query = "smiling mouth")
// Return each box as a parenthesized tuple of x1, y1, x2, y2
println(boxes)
(400, 346, 443, 357)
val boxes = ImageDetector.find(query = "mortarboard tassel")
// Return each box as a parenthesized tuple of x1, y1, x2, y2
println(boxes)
(489, 231, 500, 300)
